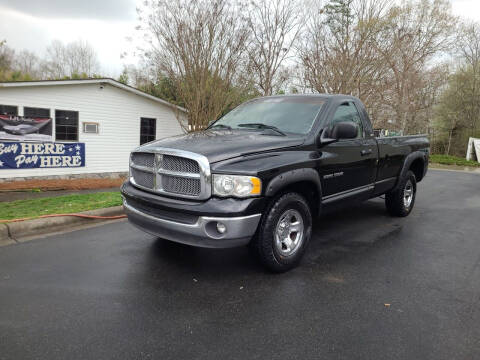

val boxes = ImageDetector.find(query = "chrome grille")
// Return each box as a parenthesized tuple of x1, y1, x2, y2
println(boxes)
(129, 149, 210, 199)
(162, 175, 201, 195)
(161, 155, 199, 173)
(130, 168, 154, 189)
(131, 153, 155, 168)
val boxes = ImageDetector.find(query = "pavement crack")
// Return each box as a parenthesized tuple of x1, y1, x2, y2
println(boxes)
(4, 223, 18, 244)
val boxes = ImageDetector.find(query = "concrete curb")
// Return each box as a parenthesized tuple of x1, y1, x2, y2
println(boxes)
(0, 206, 125, 246)
(429, 166, 480, 174)
(0, 224, 15, 246)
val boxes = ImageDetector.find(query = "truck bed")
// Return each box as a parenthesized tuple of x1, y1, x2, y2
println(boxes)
(375, 134, 430, 185)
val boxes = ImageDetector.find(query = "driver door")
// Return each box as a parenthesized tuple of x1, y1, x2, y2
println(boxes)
(318, 101, 377, 200)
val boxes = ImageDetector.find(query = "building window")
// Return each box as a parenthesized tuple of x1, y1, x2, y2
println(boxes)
(56, 110, 79, 141)
(140, 117, 156, 145)
(0, 105, 18, 116)
(24, 107, 50, 118)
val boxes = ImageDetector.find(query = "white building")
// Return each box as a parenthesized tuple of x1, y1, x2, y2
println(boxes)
(0, 78, 185, 180)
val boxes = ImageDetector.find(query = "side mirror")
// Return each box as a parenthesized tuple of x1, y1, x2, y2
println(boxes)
(318, 130, 337, 146)
(331, 121, 358, 140)
(318, 121, 359, 146)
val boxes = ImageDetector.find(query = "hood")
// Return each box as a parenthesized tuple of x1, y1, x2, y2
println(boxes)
(139, 130, 305, 163)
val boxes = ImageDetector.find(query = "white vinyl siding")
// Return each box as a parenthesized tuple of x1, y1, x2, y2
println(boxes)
(0, 83, 184, 179)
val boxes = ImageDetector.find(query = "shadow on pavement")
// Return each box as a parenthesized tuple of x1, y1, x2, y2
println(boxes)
(143, 198, 405, 278)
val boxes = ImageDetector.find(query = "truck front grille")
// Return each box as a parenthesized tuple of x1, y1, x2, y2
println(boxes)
(162, 174, 201, 196)
(130, 167, 155, 189)
(131, 152, 155, 168)
(161, 155, 200, 173)
(129, 149, 210, 199)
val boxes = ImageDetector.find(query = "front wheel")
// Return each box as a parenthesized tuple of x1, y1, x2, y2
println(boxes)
(251, 192, 312, 272)
(385, 170, 417, 217)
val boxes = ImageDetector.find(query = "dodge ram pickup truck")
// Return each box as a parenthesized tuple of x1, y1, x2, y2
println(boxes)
(121, 95, 429, 272)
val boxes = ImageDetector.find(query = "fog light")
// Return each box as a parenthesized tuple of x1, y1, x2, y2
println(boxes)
(216, 222, 227, 234)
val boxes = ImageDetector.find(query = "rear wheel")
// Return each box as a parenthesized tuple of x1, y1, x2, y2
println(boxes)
(385, 170, 417, 217)
(251, 192, 312, 272)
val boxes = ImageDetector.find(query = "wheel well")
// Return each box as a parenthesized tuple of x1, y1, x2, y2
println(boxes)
(268, 181, 320, 217)
(409, 158, 425, 182)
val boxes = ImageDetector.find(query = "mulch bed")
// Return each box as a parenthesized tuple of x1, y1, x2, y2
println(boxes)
(0, 177, 126, 191)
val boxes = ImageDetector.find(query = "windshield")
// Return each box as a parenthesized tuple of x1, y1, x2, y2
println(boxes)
(211, 97, 325, 135)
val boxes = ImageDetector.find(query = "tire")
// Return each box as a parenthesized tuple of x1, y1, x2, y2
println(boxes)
(385, 170, 417, 217)
(251, 192, 312, 273)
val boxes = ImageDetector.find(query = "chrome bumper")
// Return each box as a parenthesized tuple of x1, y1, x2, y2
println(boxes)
(123, 200, 261, 248)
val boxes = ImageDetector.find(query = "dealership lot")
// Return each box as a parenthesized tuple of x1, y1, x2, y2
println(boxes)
(0, 169, 479, 360)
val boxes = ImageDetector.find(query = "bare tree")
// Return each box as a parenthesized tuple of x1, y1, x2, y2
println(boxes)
(298, 0, 390, 123)
(139, 0, 250, 131)
(455, 23, 480, 134)
(434, 67, 475, 155)
(431, 22, 480, 155)
(0, 40, 33, 81)
(43, 40, 66, 78)
(246, 0, 302, 95)
(457, 23, 480, 68)
(298, 0, 454, 133)
(68, 40, 99, 76)
(0, 40, 15, 73)
(375, 0, 455, 133)
(43, 39, 100, 78)
(14, 50, 41, 78)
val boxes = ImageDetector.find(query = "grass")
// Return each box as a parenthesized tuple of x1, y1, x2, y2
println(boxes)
(0, 192, 122, 221)
(429, 154, 480, 167)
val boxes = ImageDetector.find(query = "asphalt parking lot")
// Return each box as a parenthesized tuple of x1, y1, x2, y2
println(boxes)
(1, 169, 479, 360)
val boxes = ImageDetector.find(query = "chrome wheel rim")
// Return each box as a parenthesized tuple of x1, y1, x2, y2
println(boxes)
(403, 180, 414, 208)
(274, 209, 304, 257)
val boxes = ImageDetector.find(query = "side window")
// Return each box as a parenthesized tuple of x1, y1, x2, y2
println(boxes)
(328, 102, 364, 138)
(140, 117, 156, 145)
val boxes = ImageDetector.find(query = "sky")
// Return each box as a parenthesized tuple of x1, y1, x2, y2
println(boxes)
(0, 0, 479, 78)
(451, 0, 480, 21)
(0, 0, 138, 77)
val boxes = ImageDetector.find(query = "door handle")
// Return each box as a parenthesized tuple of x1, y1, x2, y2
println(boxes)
(361, 149, 372, 156)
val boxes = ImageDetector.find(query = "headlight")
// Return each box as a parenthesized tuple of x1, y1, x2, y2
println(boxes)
(213, 174, 261, 197)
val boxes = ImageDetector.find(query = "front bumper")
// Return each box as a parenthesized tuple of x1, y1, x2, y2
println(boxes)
(124, 200, 261, 248)
(121, 181, 264, 248)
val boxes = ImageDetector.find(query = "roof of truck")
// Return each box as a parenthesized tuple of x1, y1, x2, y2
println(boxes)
(264, 94, 359, 100)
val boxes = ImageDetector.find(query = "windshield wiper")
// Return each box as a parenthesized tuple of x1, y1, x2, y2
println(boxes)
(237, 123, 286, 136)
(209, 124, 232, 130)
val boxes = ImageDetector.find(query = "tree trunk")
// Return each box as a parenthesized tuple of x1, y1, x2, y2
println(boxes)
(446, 128, 454, 156)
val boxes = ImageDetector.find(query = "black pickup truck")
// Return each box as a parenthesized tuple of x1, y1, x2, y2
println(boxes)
(121, 95, 429, 272)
